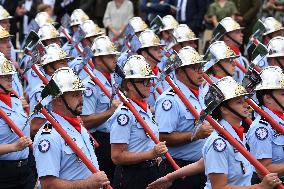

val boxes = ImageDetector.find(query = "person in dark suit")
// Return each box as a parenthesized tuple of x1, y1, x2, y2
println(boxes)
(176, 0, 211, 36)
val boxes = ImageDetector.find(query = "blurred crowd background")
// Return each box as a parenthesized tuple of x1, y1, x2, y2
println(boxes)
(1, 0, 283, 53)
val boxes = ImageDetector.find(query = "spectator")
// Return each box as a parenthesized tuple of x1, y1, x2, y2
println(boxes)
(140, 0, 177, 25)
(262, 0, 284, 25)
(202, 0, 238, 52)
(103, 0, 134, 50)
(176, 0, 210, 36)
(204, 0, 238, 28)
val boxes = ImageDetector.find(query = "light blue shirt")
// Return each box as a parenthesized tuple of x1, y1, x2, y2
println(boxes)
(0, 96, 30, 160)
(82, 69, 113, 133)
(33, 112, 99, 180)
(246, 106, 284, 164)
(109, 100, 159, 153)
(12, 73, 24, 97)
(233, 55, 247, 83)
(155, 79, 205, 161)
(68, 56, 91, 81)
(203, 119, 253, 189)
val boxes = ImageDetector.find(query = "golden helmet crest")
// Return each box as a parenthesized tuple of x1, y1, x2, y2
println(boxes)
(91, 36, 119, 56)
(70, 9, 89, 27)
(138, 29, 163, 49)
(0, 52, 16, 75)
(263, 17, 284, 36)
(0, 6, 12, 21)
(255, 66, 284, 91)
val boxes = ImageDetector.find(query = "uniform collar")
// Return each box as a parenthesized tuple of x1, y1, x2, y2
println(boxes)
(53, 111, 82, 133)
(176, 79, 200, 101)
(219, 119, 243, 142)
(130, 99, 150, 115)
(228, 44, 241, 55)
(93, 69, 112, 86)
(263, 106, 284, 125)
(0, 92, 12, 108)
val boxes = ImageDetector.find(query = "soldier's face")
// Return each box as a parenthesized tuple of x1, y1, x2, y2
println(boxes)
(0, 74, 12, 91)
(268, 57, 284, 69)
(227, 30, 243, 45)
(0, 37, 11, 60)
(181, 41, 198, 50)
(0, 19, 10, 32)
(161, 30, 173, 41)
(148, 46, 162, 62)
(129, 78, 152, 98)
(45, 60, 68, 76)
(62, 91, 84, 115)
(225, 96, 249, 118)
(101, 54, 117, 72)
(218, 58, 236, 76)
(269, 90, 284, 112)
(43, 38, 61, 46)
(183, 64, 204, 86)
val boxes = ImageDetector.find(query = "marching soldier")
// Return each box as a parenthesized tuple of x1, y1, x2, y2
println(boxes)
(159, 15, 179, 46)
(0, 25, 24, 98)
(213, 17, 247, 83)
(201, 76, 281, 188)
(68, 9, 90, 58)
(108, 55, 168, 189)
(146, 77, 281, 189)
(0, 52, 35, 189)
(33, 67, 110, 189)
(81, 35, 121, 183)
(247, 66, 284, 183)
(0, 6, 16, 61)
(68, 19, 104, 80)
(266, 36, 284, 70)
(262, 17, 284, 45)
(155, 46, 213, 189)
(170, 24, 199, 52)
(29, 43, 71, 136)
(137, 29, 168, 107)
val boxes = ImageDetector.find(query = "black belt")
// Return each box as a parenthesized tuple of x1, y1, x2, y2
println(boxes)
(123, 160, 157, 169)
(0, 159, 28, 168)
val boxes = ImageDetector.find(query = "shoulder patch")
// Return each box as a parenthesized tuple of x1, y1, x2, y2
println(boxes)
(162, 100, 172, 111)
(41, 123, 52, 135)
(31, 70, 37, 77)
(84, 86, 93, 97)
(213, 138, 227, 152)
(117, 114, 129, 126)
(35, 91, 42, 102)
(38, 139, 50, 153)
(255, 127, 268, 140)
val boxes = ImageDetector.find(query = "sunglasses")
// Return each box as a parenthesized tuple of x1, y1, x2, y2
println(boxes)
(132, 78, 153, 87)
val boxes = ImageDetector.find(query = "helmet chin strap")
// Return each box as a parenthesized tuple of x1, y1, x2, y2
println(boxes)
(146, 48, 160, 63)
(223, 102, 247, 120)
(181, 67, 199, 88)
(61, 96, 81, 116)
(0, 84, 9, 94)
(270, 92, 284, 112)
(216, 63, 233, 77)
(225, 33, 242, 47)
(130, 80, 146, 99)
(276, 58, 284, 70)
(101, 57, 114, 73)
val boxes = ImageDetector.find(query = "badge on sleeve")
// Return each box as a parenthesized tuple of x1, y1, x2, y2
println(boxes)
(84, 87, 93, 97)
(35, 91, 42, 102)
(31, 70, 37, 77)
(162, 100, 172, 111)
(213, 138, 227, 152)
(38, 139, 50, 153)
(117, 114, 129, 126)
(255, 127, 268, 140)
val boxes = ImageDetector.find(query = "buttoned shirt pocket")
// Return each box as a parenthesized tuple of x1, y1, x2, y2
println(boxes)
(134, 123, 149, 140)
(231, 153, 250, 176)
(63, 139, 85, 160)
(272, 136, 284, 161)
